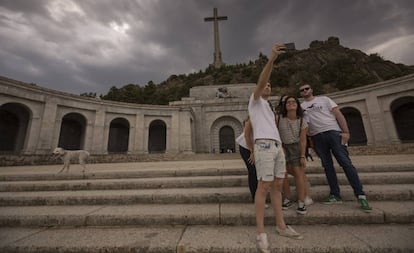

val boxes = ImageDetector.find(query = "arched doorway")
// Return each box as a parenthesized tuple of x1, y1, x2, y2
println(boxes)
(219, 126, 235, 153)
(391, 96, 414, 142)
(58, 113, 87, 150)
(108, 118, 130, 153)
(148, 120, 166, 153)
(0, 103, 31, 153)
(210, 116, 243, 153)
(341, 107, 367, 145)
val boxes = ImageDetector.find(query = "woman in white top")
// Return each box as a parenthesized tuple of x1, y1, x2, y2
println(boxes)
(277, 96, 311, 215)
(235, 116, 257, 202)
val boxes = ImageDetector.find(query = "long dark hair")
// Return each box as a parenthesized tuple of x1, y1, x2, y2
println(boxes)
(281, 96, 303, 118)
(275, 94, 287, 115)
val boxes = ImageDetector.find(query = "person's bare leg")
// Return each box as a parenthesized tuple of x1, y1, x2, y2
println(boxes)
(292, 166, 305, 203)
(255, 180, 270, 234)
(282, 173, 291, 200)
(304, 173, 311, 196)
(270, 178, 286, 229)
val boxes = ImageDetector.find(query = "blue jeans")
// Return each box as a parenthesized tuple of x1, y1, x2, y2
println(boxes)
(312, 130, 365, 198)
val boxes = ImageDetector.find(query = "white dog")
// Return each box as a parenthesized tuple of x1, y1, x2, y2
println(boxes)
(52, 147, 90, 173)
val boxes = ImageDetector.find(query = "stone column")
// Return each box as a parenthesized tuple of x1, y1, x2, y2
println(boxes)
(179, 110, 194, 154)
(127, 115, 136, 154)
(134, 111, 145, 154)
(21, 106, 41, 154)
(365, 93, 390, 144)
(83, 115, 94, 151)
(91, 109, 106, 154)
(36, 99, 58, 154)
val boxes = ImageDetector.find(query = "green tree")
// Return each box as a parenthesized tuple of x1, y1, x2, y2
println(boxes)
(142, 81, 157, 104)
(80, 92, 96, 98)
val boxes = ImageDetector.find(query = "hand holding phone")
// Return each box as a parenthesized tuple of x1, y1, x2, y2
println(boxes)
(281, 42, 296, 51)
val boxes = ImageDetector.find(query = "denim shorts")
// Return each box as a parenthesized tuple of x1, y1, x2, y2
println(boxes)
(254, 139, 286, 181)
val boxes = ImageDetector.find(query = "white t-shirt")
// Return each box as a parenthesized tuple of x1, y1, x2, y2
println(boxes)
(235, 131, 252, 149)
(248, 93, 282, 143)
(301, 96, 341, 136)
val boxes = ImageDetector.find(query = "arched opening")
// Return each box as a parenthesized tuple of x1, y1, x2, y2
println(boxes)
(108, 118, 130, 153)
(0, 103, 31, 153)
(210, 116, 243, 154)
(219, 126, 235, 153)
(148, 120, 166, 153)
(341, 107, 367, 145)
(58, 113, 87, 150)
(391, 96, 414, 142)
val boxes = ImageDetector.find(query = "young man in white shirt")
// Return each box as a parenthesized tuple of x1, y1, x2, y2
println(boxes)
(249, 44, 303, 252)
(299, 84, 372, 212)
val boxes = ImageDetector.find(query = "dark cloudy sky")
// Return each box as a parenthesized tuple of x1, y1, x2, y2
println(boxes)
(1, 0, 413, 95)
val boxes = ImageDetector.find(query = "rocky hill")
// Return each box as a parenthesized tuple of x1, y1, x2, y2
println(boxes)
(99, 37, 414, 104)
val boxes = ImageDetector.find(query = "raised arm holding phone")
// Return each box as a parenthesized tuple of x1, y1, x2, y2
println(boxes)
(249, 44, 303, 253)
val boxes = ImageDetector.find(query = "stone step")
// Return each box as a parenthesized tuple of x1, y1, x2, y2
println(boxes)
(0, 184, 412, 206)
(1, 163, 413, 182)
(1, 224, 412, 253)
(1, 155, 413, 253)
(0, 171, 413, 192)
(0, 201, 411, 227)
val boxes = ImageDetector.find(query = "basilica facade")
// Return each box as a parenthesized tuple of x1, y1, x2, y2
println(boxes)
(1, 74, 413, 156)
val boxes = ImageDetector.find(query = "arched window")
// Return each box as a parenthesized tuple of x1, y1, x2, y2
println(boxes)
(58, 113, 87, 150)
(148, 120, 166, 153)
(340, 107, 367, 145)
(391, 96, 414, 142)
(0, 103, 31, 153)
(108, 118, 130, 153)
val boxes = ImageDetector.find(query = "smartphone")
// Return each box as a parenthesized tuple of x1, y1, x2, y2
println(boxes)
(282, 42, 296, 50)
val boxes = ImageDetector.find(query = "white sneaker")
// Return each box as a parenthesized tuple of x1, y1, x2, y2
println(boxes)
(256, 233, 270, 253)
(304, 196, 314, 206)
(276, 225, 303, 240)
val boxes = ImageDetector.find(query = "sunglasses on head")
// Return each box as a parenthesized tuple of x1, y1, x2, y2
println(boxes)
(300, 87, 311, 92)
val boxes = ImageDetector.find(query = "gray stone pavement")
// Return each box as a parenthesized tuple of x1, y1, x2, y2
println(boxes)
(0, 154, 413, 253)
(1, 224, 413, 253)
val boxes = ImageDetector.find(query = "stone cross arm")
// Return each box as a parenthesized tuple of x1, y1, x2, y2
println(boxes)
(204, 7, 228, 22)
(204, 16, 228, 22)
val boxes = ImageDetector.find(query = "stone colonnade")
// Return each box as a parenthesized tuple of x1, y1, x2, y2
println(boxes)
(0, 76, 194, 155)
(0, 74, 413, 155)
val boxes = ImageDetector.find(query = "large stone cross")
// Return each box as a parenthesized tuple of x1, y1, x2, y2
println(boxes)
(204, 7, 227, 68)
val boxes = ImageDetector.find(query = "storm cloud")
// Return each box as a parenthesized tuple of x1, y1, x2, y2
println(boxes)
(0, 0, 413, 95)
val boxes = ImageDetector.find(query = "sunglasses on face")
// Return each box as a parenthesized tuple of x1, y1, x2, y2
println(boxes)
(300, 87, 311, 92)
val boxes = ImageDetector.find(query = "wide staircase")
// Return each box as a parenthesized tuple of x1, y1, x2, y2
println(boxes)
(0, 154, 413, 252)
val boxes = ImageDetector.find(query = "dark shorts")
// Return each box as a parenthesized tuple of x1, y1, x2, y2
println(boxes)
(283, 142, 301, 167)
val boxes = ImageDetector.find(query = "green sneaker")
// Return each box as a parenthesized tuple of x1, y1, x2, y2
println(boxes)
(358, 198, 372, 212)
(322, 195, 343, 204)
